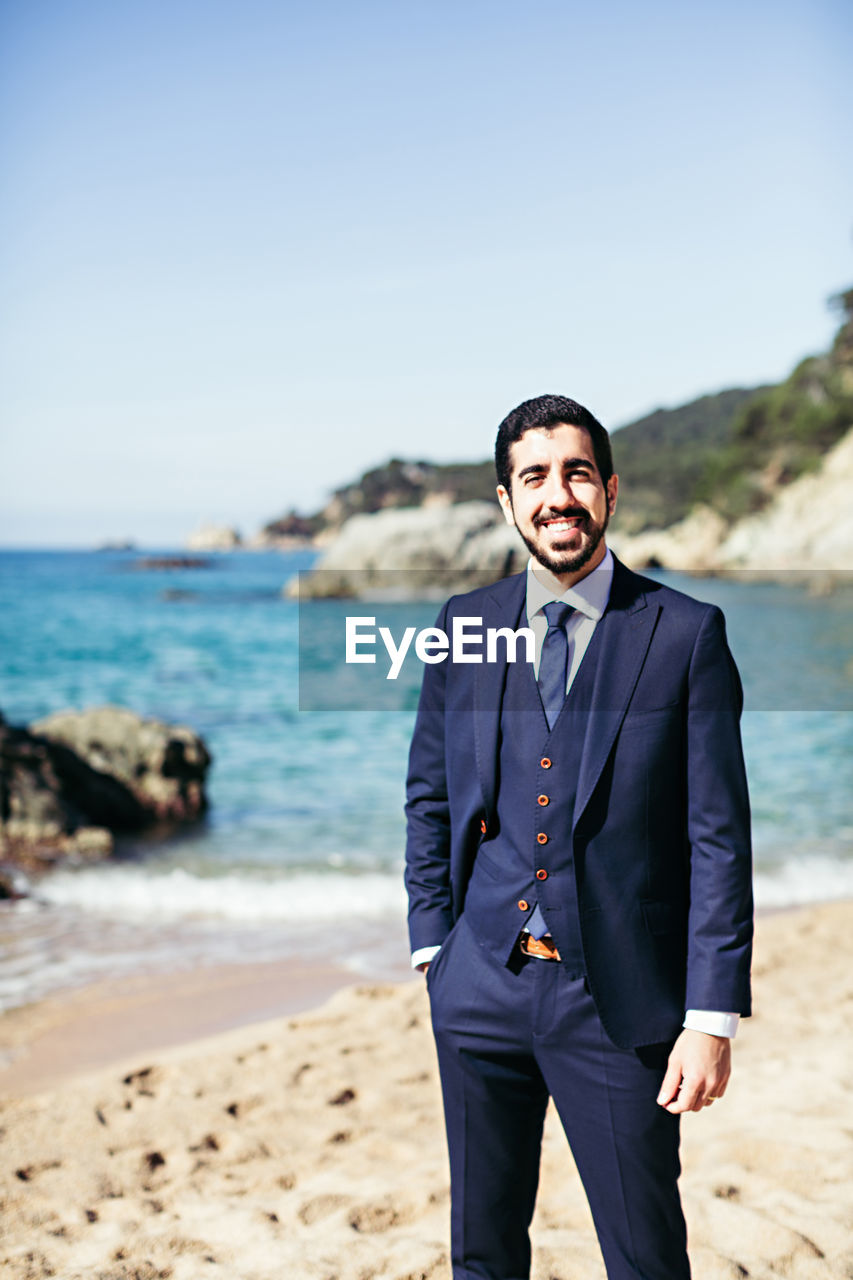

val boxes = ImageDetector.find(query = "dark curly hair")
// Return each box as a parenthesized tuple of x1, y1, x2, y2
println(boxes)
(495, 395, 613, 495)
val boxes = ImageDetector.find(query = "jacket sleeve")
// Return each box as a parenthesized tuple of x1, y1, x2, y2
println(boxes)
(683, 605, 754, 1016)
(404, 599, 455, 953)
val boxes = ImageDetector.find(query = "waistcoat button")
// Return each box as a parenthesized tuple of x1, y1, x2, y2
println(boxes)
(517, 899, 529, 911)
(479, 818, 487, 834)
(540, 757, 552, 769)
(537, 833, 548, 845)
(536, 868, 548, 880)
(537, 794, 549, 806)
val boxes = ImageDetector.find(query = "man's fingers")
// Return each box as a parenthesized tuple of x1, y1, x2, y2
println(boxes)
(656, 1059, 683, 1108)
(676, 1070, 731, 1112)
(701, 1070, 730, 1105)
(664, 1076, 704, 1114)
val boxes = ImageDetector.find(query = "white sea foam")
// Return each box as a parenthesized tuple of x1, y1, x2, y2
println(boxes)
(31, 851, 853, 924)
(753, 856, 853, 909)
(34, 864, 407, 922)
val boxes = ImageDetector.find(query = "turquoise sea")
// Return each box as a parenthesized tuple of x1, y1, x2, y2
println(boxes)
(0, 548, 851, 1013)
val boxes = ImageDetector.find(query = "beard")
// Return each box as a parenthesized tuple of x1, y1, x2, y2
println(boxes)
(515, 504, 610, 577)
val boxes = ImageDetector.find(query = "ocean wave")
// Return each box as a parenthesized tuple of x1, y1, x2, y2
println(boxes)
(753, 856, 853, 909)
(34, 864, 408, 922)
(30, 853, 853, 924)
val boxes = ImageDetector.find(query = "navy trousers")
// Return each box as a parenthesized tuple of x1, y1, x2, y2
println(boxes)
(427, 916, 690, 1280)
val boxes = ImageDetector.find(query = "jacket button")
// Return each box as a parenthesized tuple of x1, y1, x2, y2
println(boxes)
(540, 757, 552, 769)
(536, 868, 548, 881)
(537, 833, 548, 845)
(537, 794, 549, 806)
(479, 819, 487, 834)
(517, 899, 529, 911)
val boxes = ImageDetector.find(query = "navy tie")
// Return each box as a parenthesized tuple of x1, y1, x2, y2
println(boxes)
(538, 600, 573, 730)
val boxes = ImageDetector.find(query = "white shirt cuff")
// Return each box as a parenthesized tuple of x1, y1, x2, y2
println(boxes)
(683, 1009, 740, 1038)
(411, 944, 442, 970)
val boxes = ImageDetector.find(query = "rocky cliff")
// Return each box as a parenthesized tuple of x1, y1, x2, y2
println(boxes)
(609, 422, 853, 577)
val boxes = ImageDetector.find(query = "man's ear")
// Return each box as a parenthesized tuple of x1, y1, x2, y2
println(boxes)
(496, 485, 516, 527)
(606, 474, 619, 516)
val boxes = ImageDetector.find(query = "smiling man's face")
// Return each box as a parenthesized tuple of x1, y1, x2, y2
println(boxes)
(496, 423, 619, 586)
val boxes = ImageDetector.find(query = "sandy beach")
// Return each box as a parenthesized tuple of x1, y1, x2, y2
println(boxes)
(1, 900, 852, 1280)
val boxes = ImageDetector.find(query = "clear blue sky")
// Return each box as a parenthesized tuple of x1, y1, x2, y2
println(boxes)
(1, 0, 851, 546)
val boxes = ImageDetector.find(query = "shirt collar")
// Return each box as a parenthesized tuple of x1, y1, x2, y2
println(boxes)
(525, 546, 614, 624)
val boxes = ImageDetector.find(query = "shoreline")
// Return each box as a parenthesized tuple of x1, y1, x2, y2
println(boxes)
(0, 952, 414, 1098)
(0, 895, 839, 1101)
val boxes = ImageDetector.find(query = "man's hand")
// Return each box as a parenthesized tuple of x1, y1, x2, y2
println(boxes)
(657, 1028, 731, 1113)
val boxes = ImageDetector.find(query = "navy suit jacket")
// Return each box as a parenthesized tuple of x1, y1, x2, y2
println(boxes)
(405, 556, 753, 1049)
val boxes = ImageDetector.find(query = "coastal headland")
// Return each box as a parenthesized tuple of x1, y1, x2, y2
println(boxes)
(264, 290, 853, 594)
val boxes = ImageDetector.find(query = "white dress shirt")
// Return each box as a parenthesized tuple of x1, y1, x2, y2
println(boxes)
(411, 548, 739, 1039)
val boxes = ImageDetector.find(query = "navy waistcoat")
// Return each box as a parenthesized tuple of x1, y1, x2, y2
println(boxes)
(462, 620, 605, 977)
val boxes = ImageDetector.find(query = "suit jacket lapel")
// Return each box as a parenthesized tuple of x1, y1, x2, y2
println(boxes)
(573, 557, 660, 828)
(473, 573, 527, 819)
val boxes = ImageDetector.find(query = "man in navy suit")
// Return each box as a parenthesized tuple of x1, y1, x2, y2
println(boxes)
(405, 395, 753, 1279)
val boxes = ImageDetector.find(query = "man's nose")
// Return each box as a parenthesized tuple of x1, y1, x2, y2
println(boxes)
(543, 472, 576, 509)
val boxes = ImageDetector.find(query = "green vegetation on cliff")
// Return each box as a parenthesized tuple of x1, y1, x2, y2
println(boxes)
(264, 287, 852, 539)
(693, 289, 853, 520)
(263, 458, 497, 540)
(608, 388, 763, 532)
(326, 457, 496, 518)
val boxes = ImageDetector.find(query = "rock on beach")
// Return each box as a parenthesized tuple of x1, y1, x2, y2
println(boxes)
(0, 706, 211, 872)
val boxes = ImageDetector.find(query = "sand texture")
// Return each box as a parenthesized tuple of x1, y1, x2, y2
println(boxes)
(1, 900, 852, 1280)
